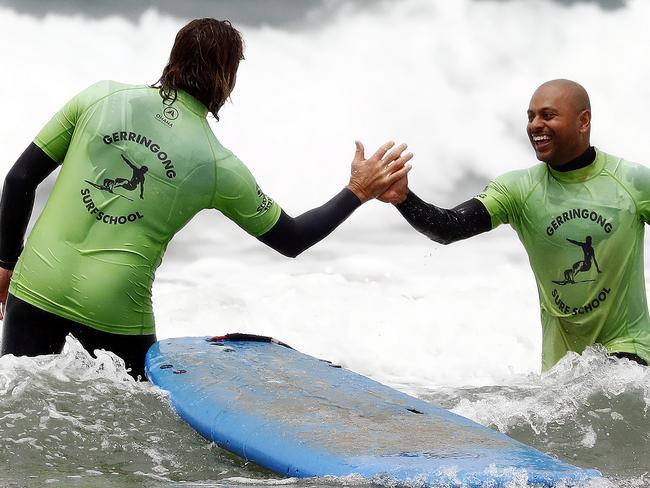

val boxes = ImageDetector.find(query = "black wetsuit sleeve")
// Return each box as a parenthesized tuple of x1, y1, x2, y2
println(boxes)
(394, 191, 492, 245)
(257, 188, 361, 258)
(0, 143, 59, 269)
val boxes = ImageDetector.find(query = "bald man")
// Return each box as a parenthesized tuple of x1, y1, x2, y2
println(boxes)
(381, 79, 650, 371)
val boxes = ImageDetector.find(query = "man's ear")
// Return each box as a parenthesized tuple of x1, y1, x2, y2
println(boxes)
(578, 109, 591, 134)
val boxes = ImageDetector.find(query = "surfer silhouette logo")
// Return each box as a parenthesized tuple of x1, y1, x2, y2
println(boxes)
(553, 235, 602, 285)
(85, 154, 148, 201)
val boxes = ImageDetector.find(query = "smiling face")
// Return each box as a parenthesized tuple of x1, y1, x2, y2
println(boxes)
(526, 80, 591, 168)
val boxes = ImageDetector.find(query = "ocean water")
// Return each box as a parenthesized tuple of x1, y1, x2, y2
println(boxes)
(2, 0, 650, 486)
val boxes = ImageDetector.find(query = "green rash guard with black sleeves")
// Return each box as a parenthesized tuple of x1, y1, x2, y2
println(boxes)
(476, 148, 650, 370)
(9, 81, 281, 336)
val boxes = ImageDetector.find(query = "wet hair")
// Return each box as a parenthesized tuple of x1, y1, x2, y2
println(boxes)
(154, 18, 244, 120)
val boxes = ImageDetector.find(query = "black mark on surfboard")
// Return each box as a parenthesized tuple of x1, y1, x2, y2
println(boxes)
(207, 333, 293, 349)
(386, 451, 481, 460)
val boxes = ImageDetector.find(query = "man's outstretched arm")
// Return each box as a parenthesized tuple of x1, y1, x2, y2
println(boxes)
(258, 141, 412, 257)
(379, 176, 492, 245)
(0, 143, 59, 317)
(394, 191, 492, 245)
(258, 189, 361, 258)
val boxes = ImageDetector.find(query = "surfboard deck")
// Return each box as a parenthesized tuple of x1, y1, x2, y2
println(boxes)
(145, 335, 600, 487)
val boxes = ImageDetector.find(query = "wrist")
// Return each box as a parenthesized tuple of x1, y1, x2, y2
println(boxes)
(0, 259, 17, 271)
(392, 189, 410, 206)
(346, 183, 369, 204)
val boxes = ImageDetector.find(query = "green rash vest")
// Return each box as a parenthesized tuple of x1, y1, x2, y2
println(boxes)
(9, 81, 281, 335)
(476, 148, 650, 370)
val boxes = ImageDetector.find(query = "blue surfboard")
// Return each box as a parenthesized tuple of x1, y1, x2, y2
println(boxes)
(145, 335, 600, 487)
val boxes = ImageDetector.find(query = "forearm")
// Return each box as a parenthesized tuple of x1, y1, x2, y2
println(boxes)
(395, 191, 492, 245)
(0, 143, 59, 268)
(258, 188, 361, 257)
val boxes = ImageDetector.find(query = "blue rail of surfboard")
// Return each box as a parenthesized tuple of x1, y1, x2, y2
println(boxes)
(145, 336, 600, 487)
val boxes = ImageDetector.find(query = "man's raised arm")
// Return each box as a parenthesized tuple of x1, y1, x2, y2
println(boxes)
(258, 141, 412, 257)
(378, 176, 492, 245)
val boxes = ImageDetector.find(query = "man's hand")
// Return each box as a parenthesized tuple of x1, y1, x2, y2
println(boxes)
(347, 141, 413, 203)
(378, 174, 409, 204)
(0, 267, 13, 320)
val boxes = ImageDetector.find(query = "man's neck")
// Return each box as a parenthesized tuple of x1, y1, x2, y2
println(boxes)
(552, 146, 596, 172)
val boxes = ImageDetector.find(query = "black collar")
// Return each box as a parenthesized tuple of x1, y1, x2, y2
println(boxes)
(553, 146, 596, 172)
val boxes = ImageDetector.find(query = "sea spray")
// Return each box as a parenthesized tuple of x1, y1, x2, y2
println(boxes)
(0, 337, 268, 486)
(432, 348, 650, 477)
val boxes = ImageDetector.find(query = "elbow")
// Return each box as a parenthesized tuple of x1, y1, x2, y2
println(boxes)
(276, 246, 302, 259)
(275, 238, 309, 258)
(287, 246, 309, 258)
(4, 170, 25, 189)
(258, 233, 304, 258)
(422, 232, 456, 246)
(4, 166, 35, 193)
(431, 236, 455, 246)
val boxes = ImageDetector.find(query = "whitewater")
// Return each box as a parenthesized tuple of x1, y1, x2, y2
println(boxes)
(1, 0, 649, 486)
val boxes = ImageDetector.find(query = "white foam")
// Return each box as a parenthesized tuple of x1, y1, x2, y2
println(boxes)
(451, 347, 650, 433)
(0, 335, 140, 390)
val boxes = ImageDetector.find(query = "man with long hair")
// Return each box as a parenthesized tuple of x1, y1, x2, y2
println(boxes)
(0, 19, 412, 379)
